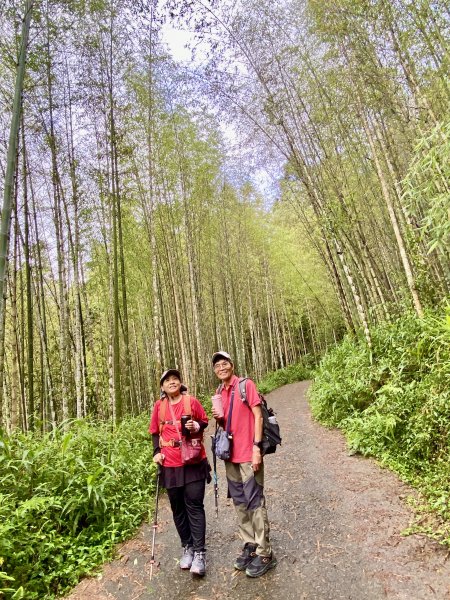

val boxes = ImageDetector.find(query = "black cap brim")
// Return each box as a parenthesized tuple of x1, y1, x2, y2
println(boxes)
(160, 368, 182, 385)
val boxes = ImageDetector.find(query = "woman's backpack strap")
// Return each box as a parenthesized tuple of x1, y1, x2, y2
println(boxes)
(159, 398, 168, 436)
(183, 394, 191, 415)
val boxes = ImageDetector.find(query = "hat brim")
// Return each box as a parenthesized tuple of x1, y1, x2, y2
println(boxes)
(212, 351, 233, 365)
(160, 368, 182, 386)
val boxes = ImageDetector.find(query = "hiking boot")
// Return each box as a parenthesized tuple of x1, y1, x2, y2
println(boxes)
(234, 543, 257, 571)
(190, 551, 206, 576)
(245, 553, 277, 578)
(179, 545, 194, 569)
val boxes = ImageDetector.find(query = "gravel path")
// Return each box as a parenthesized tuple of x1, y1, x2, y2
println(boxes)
(67, 381, 450, 600)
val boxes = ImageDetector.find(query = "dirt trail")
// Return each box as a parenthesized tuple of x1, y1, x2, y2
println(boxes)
(67, 381, 450, 600)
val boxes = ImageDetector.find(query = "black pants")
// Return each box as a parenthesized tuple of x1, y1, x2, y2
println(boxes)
(167, 479, 206, 552)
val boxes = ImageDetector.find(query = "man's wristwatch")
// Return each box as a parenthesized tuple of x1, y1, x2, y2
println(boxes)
(253, 441, 263, 449)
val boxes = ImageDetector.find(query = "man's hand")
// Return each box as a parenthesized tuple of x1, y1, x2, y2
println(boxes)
(211, 406, 224, 422)
(252, 446, 262, 472)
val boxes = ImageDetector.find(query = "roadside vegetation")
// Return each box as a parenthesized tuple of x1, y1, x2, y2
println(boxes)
(257, 360, 314, 395)
(309, 306, 450, 543)
(0, 417, 155, 599)
(0, 360, 314, 600)
(1, 0, 449, 597)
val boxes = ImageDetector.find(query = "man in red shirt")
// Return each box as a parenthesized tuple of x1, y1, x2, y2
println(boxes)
(211, 351, 277, 578)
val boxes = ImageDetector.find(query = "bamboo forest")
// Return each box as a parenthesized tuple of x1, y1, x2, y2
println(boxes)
(0, 0, 449, 598)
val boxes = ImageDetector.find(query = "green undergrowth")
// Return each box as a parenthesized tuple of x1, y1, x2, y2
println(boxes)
(0, 358, 314, 599)
(257, 358, 314, 394)
(197, 393, 212, 416)
(0, 416, 156, 599)
(309, 306, 450, 543)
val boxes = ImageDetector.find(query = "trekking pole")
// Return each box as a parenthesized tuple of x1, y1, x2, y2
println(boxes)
(210, 426, 219, 517)
(149, 463, 162, 581)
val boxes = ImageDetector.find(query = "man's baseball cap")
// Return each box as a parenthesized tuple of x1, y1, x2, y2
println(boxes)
(160, 369, 187, 392)
(212, 351, 233, 365)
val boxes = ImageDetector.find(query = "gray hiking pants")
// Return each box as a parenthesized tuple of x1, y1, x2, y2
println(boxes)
(225, 461, 272, 556)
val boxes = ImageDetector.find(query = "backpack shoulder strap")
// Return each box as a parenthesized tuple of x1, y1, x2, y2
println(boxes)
(238, 377, 248, 403)
(183, 394, 191, 414)
(159, 396, 191, 436)
(216, 383, 224, 394)
(239, 377, 266, 407)
(159, 398, 167, 435)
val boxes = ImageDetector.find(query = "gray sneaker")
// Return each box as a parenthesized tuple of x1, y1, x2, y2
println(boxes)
(190, 551, 206, 576)
(179, 545, 194, 569)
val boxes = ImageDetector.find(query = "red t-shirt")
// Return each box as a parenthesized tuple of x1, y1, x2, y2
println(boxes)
(149, 396, 208, 467)
(219, 375, 261, 463)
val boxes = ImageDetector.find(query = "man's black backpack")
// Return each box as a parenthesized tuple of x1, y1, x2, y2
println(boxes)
(238, 378, 282, 456)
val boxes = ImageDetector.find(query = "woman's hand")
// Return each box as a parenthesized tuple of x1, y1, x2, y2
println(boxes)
(185, 420, 200, 433)
(153, 452, 165, 465)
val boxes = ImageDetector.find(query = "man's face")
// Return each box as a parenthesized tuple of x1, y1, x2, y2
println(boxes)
(213, 359, 234, 382)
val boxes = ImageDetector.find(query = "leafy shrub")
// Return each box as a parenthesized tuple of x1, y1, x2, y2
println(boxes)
(197, 392, 212, 416)
(0, 415, 157, 599)
(402, 117, 450, 257)
(309, 307, 450, 540)
(258, 358, 314, 394)
(307, 335, 373, 424)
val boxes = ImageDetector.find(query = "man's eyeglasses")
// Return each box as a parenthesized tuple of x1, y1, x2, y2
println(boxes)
(214, 361, 230, 370)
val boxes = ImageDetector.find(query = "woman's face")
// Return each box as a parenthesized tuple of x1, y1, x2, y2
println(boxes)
(161, 375, 182, 396)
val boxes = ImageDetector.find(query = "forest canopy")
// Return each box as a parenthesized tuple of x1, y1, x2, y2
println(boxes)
(0, 0, 449, 432)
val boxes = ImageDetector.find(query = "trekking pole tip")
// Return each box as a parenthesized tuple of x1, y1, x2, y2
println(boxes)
(149, 559, 160, 581)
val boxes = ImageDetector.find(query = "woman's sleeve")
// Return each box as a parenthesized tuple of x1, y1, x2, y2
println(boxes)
(149, 401, 160, 434)
(149, 402, 161, 456)
(152, 433, 161, 456)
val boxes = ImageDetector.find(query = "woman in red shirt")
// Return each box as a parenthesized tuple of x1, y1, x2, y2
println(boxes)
(149, 369, 209, 576)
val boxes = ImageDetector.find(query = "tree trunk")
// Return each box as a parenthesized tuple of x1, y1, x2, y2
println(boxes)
(362, 113, 424, 318)
(22, 120, 34, 427)
(0, 0, 34, 417)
